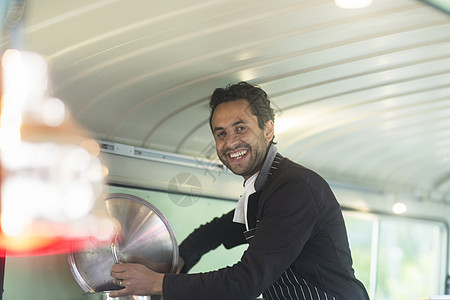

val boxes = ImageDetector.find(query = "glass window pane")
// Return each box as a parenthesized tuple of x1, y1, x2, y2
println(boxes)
(343, 212, 374, 294)
(376, 217, 445, 300)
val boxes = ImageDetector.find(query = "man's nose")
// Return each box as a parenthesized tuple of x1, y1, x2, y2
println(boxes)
(224, 132, 239, 149)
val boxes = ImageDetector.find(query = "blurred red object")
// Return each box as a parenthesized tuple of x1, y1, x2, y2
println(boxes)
(0, 50, 114, 256)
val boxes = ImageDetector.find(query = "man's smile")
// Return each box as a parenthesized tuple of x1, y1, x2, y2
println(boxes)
(229, 149, 248, 160)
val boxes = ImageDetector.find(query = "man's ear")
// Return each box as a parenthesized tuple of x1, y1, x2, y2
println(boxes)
(264, 120, 274, 143)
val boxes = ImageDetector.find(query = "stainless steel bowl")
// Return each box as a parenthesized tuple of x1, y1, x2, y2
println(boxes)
(68, 193, 178, 294)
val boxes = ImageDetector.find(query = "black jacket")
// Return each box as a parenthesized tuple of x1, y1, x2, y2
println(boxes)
(163, 146, 369, 300)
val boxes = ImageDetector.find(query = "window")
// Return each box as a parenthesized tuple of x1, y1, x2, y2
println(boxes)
(344, 210, 448, 300)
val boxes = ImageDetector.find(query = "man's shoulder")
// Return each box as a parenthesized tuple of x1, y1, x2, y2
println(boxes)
(273, 156, 330, 188)
(278, 157, 319, 176)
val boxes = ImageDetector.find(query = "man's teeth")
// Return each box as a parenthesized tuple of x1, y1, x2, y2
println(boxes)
(230, 150, 247, 159)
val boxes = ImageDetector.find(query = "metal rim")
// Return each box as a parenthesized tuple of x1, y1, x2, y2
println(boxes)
(106, 193, 179, 273)
(67, 193, 179, 293)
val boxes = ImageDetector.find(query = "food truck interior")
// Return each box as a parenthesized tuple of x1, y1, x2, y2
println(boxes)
(0, 0, 449, 299)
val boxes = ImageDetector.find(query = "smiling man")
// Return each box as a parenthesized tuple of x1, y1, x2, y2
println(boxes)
(110, 82, 370, 300)
(212, 98, 273, 180)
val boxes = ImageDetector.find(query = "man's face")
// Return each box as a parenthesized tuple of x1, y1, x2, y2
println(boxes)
(211, 99, 274, 180)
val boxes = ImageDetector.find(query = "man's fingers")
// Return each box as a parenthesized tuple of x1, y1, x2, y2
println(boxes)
(109, 288, 128, 298)
(112, 279, 124, 287)
(111, 263, 127, 273)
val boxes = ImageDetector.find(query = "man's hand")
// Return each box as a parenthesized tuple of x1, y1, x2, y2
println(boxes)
(109, 263, 164, 297)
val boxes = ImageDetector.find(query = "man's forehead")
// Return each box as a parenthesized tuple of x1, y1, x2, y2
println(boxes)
(212, 102, 256, 128)
(213, 100, 254, 119)
(212, 117, 245, 131)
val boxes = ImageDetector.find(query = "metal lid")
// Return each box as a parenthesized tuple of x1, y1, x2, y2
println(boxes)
(68, 193, 178, 293)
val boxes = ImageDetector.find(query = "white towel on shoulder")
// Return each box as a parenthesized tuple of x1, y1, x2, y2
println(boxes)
(233, 171, 259, 231)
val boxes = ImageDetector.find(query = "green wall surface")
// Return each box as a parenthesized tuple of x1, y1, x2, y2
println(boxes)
(4, 254, 85, 300)
(107, 186, 247, 274)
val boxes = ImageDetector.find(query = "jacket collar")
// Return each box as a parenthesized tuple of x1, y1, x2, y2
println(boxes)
(254, 144, 278, 192)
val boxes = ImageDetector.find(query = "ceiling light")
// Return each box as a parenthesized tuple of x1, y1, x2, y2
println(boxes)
(392, 202, 407, 214)
(335, 0, 373, 9)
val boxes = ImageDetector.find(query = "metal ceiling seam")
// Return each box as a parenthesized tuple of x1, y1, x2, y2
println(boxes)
(102, 78, 216, 140)
(174, 96, 450, 162)
(387, 153, 450, 194)
(58, 2, 431, 111)
(77, 23, 450, 137)
(431, 170, 450, 190)
(141, 50, 450, 145)
(313, 137, 449, 191)
(298, 94, 450, 154)
(67, 13, 450, 111)
(269, 58, 450, 114)
(27, 1, 442, 59)
(153, 72, 450, 157)
(61, 0, 273, 70)
(279, 79, 450, 153)
(291, 120, 446, 179)
(349, 126, 450, 181)
(101, 55, 450, 135)
(173, 119, 210, 154)
(141, 97, 209, 145)
(361, 148, 449, 184)
(43, 0, 236, 61)
(51, 0, 329, 90)
(310, 95, 450, 169)
(313, 105, 450, 172)
(269, 39, 450, 109)
(23, 0, 120, 36)
(285, 67, 450, 108)
(354, 150, 445, 196)
(284, 98, 450, 177)
(363, 127, 450, 181)
(0, 0, 117, 46)
(243, 22, 450, 101)
(279, 65, 450, 120)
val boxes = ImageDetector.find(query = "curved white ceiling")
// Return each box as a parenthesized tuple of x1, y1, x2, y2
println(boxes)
(9, 0, 450, 203)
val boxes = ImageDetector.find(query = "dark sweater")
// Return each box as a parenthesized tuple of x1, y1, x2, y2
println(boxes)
(163, 148, 369, 300)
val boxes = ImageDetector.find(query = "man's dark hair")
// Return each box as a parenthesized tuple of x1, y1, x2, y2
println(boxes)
(209, 82, 275, 132)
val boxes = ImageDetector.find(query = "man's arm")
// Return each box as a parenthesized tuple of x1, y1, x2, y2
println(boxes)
(109, 209, 245, 297)
(179, 209, 246, 272)
(162, 178, 320, 300)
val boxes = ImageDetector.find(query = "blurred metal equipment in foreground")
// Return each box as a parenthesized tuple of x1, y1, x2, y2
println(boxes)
(0, 49, 114, 256)
(84, 292, 156, 300)
(68, 193, 178, 300)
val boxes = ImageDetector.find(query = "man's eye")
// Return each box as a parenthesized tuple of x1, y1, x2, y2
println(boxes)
(216, 131, 225, 138)
(236, 126, 245, 132)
